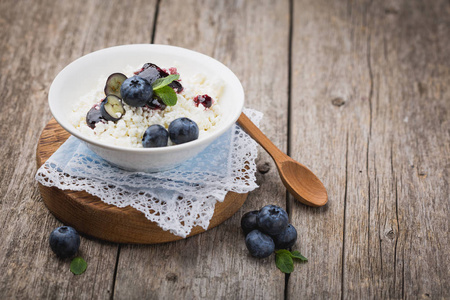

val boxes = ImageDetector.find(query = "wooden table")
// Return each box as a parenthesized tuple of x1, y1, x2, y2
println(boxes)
(1, 0, 448, 298)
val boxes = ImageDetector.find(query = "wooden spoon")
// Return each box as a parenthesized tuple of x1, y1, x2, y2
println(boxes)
(237, 113, 328, 207)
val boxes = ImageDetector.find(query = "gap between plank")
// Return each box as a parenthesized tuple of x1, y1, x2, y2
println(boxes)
(285, 0, 294, 299)
(151, 0, 161, 44)
(110, 245, 121, 300)
(341, 131, 349, 300)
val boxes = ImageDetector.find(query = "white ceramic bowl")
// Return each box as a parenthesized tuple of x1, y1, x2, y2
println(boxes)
(49, 44, 244, 172)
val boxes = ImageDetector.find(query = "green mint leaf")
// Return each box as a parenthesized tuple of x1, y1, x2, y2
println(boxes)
(154, 86, 178, 106)
(291, 250, 308, 262)
(275, 249, 292, 256)
(70, 257, 87, 275)
(152, 74, 180, 90)
(275, 250, 294, 274)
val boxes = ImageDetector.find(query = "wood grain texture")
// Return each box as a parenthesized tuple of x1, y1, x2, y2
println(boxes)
(0, 0, 449, 298)
(0, 0, 156, 298)
(288, 1, 356, 297)
(36, 119, 248, 244)
(113, 0, 290, 299)
(289, 0, 450, 299)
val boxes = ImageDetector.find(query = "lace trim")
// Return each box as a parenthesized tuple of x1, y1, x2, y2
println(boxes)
(36, 109, 262, 237)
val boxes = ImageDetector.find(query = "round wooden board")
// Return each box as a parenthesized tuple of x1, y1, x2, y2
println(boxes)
(36, 119, 248, 244)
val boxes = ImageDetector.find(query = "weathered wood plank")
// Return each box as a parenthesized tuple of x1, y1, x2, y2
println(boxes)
(113, 0, 290, 298)
(1, 0, 448, 298)
(288, 0, 366, 298)
(366, 1, 450, 298)
(0, 0, 156, 298)
(289, 0, 450, 298)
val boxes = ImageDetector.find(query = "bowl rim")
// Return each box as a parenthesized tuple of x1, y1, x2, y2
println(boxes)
(48, 44, 244, 153)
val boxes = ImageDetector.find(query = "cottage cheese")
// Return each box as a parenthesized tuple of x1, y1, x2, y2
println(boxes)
(70, 65, 224, 148)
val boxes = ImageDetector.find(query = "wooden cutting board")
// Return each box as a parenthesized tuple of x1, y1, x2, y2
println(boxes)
(36, 119, 247, 244)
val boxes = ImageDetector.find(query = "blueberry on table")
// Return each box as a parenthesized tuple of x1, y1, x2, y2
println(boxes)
(168, 118, 199, 145)
(241, 210, 259, 235)
(142, 124, 169, 148)
(49, 226, 80, 259)
(104, 73, 127, 99)
(86, 105, 104, 129)
(100, 95, 125, 122)
(273, 224, 297, 249)
(257, 205, 289, 236)
(120, 76, 153, 107)
(245, 230, 275, 258)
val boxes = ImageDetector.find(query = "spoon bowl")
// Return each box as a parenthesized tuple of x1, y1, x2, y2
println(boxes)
(277, 159, 328, 207)
(237, 113, 328, 207)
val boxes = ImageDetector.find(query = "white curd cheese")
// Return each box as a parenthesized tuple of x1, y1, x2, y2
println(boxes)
(70, 65, 224, 148)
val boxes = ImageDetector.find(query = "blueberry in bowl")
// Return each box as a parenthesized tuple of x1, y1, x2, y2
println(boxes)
(142, 124, 169, 148)
(135, 62, 183, 92)
(194, 94, 213, 109)
(168, 118, 199, 145)
(120, 76, 153, 107)
(146, 96, 167, 111)
(100, 95, 125, 122)
(86, 105, 104, 129)
(104, 73, 127, 98)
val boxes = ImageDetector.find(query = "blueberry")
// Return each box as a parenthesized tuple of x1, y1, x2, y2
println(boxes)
(194, 94, 213, 108)
(245, 230, 275, 258)
(49, 226, 80, 259)
(120, 76, 153, 107)
(168, 117, 199, 145)
(147, 97, 167, 111)
(104, 73, 127, 98)
(86, 105, 104, 129)
(168, 80, 183, 93)
(136, 63, 183, 92)
(100, 95, 125, 122)
(257, 205, 289, 236)
(241, 210, 259, 235)
(136, 63, 165, 85)
(142, 124, 169, 148)
(273, 224, 297, 249)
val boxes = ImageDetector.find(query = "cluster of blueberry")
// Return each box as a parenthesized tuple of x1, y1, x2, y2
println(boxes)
(86, 63, 202, 148)
(142, 117, 199, 147)
(86, 65, 169, 129)
(242, 205, 297, 258)
(49, 226, 81, 259)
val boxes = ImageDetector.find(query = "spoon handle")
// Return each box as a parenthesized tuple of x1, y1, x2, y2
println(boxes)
(237, 113, 288, 163)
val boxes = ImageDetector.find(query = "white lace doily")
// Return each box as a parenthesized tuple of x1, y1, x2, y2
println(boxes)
(36, 108, 262, 238)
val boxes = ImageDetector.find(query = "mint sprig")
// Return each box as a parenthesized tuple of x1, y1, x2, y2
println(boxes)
(275, 250, 294, 273)
(152, 74, 179, 90)
(70, 257, 87, 275)
(151, 74, 180, 106)
(275, 249, 307, 274)
(154, 86, 178, 106)
(290, 250, 308, 261)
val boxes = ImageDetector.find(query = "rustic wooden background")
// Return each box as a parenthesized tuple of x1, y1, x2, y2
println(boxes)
(0, 0, 449, 299)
